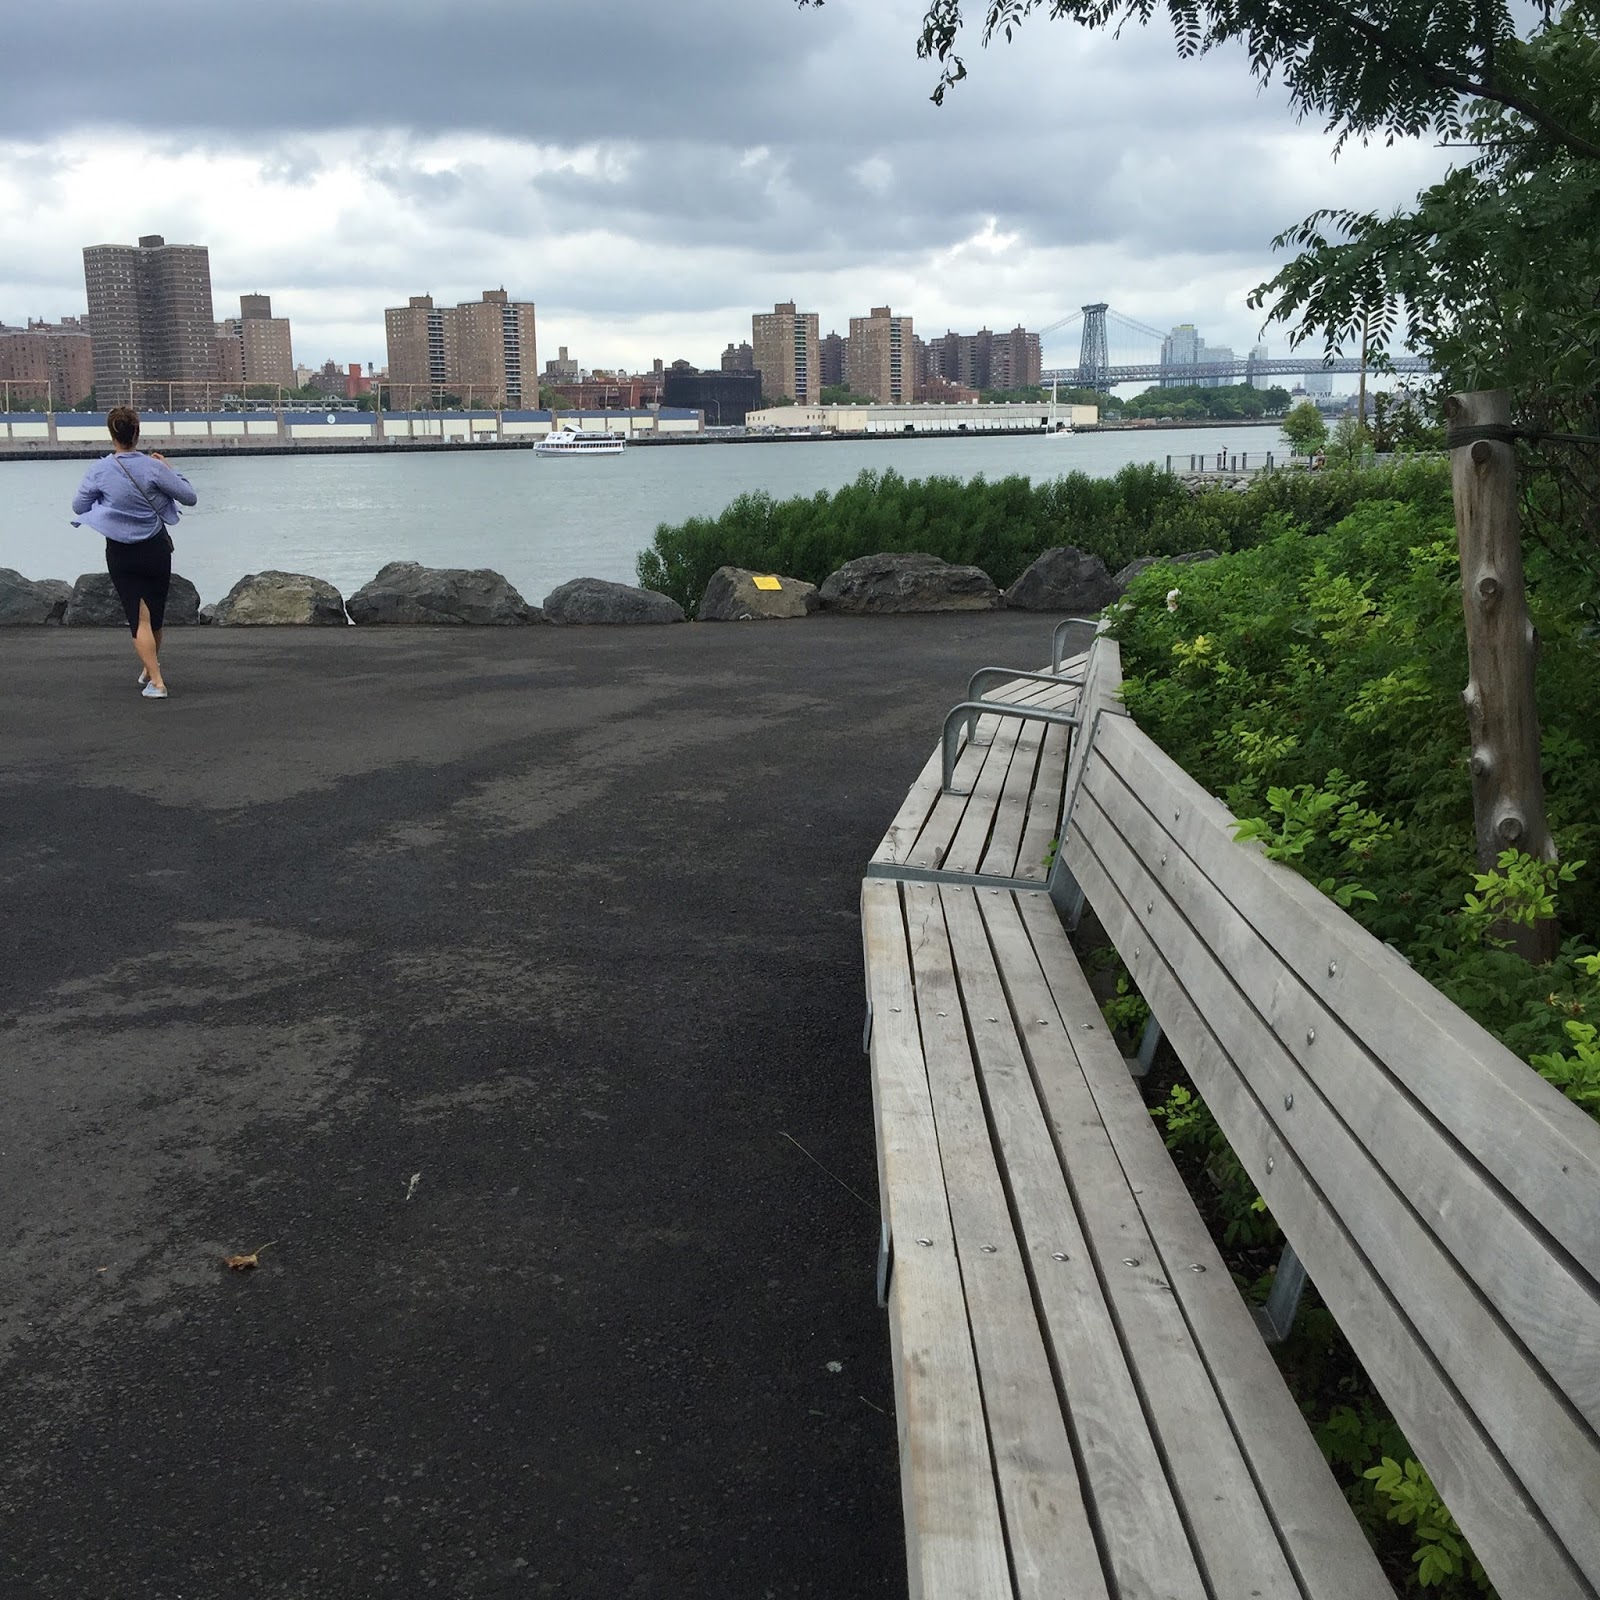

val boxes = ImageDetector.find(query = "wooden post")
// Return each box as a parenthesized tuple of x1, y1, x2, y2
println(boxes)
(1445, 388, 1559, 962)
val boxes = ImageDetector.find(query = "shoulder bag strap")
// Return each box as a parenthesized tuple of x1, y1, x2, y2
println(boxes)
(113, 454, 169, 529)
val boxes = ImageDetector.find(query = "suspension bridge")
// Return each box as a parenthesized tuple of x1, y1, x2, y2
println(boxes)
(1039, 303, 1431, 390)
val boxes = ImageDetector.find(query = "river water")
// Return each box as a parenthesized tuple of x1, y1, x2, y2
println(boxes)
(1, 425, 1283, 607)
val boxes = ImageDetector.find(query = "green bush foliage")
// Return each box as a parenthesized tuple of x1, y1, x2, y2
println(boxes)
(636, 458, 1453, 613)
(1112, 496, 1600, 1061)
(1111, 492, 1599, 1594)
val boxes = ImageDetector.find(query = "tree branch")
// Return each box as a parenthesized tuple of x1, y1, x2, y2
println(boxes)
(1332, 5, 1600, 159)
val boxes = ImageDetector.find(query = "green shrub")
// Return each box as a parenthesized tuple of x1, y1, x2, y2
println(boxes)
(636, 458, 1455, 613)
(1111, 497, 1600, 1065)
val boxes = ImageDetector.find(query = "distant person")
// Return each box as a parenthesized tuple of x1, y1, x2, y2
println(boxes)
(70, 407, 197, 699)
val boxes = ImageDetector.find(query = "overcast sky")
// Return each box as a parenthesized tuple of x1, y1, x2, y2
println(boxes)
(0, 0, 1448, 377)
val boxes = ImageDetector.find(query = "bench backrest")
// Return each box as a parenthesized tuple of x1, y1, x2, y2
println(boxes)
(1056, 638, 1600, 1600)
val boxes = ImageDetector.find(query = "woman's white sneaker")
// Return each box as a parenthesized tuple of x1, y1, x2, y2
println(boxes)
(137, 669, 150, 687)
(141, 682, 168, 699)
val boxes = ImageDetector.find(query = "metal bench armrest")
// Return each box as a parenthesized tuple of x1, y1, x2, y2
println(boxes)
(942, 701, 1081, 794)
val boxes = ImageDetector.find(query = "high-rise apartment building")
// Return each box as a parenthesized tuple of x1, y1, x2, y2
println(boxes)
(212, 293, 295, 391)
(238, 294, 294, 388)
(450, 289, 538, 406)
(0, 317, 94, 407)
(818, 331, 847, 389)
(917, 325, 1039, 394)
(989, 325, 1042, 391)
(847, 307, 913, 403)
(751, 301, 820, 405)
(83, 234, 215, 402)
(211, 324, 245, 387)
(386, 290, 537, 405)
(385, 294, 450, 398)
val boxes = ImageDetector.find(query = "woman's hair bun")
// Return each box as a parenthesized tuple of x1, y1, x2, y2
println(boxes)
(106, 407, 141, 447)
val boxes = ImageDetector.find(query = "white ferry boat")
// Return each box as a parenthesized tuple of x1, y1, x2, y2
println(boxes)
(534, 425, 625, 457)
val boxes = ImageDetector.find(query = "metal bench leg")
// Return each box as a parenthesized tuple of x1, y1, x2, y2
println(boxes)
(876, 1217, 893, 1308)
(1131, 1014, 1162, 1079)
(862, 1000, 873, 1056)
(1048, 865, 1087, 930)
(1253, 1243, 1309, 1344)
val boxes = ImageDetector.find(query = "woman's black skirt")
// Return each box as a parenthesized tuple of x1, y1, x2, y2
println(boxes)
(104, 532, 172, 635)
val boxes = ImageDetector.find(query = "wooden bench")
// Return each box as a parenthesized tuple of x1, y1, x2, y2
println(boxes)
(861, 633, 1600, 1600)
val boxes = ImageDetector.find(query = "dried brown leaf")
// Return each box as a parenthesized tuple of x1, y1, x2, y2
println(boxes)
(221, 1240, 276, 1272)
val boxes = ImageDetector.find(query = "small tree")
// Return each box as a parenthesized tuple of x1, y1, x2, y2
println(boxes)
(1326, 413, 1373, 467)
(1282, 401, 1329, 458)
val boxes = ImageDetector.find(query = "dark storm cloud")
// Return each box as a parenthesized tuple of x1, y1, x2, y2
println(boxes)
(0, 0, 1337, 272)
(0, 0, 1448, 363)
(0, 0, 850, 142)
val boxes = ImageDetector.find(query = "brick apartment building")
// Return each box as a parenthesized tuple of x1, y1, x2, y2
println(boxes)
(751, 301, 819, 405)
(385, 289, 537, 407)
(0, 317, 94, 407)
(920, 325, 1042, 393)
(818, 331, 847, 389)
(212, 293, 295, 392)
(848, 307, 914, 403)
(83, 234, 216, 403)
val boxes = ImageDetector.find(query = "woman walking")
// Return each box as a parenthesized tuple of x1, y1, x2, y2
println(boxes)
(70, 407, 198, 699)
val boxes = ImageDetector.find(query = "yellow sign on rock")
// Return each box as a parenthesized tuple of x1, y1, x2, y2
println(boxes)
(752, 575, 783, 591)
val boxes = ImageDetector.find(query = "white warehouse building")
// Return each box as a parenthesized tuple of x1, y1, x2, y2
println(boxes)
(742, 400, 1098, 435)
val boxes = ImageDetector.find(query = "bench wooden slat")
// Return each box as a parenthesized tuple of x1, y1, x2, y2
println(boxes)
(1010, 890, 1399, 1600)
(940, 717, 1035, 875)
(971, 715, 1048, 878)
(1064, 768, 1599, 1598)
(861, 879, 1015, 1600)
(1089, 713, 1600, 1288)
(1078, 741, 1600, 1435)
(933, 882, 1214, 1600)
(968, 885, 1326, 1600)
(972, 889, 1363, 1600)
(1006, 720, 1072, 884)
(901, 884, 1110, 1600)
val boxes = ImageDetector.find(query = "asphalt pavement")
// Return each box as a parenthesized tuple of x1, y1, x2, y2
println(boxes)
(0, 613, 1089, 1599)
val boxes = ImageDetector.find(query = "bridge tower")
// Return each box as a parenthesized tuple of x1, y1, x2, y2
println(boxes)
(1078, 303, 1111, 392)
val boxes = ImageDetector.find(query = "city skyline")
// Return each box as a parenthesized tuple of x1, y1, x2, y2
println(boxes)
(0, 2, 1450, 387)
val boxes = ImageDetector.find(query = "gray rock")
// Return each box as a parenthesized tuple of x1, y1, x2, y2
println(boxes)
(1004, 546, 1120, 613)
(697, 566, 820, 621)
(346, 561, 538, 625)
(212, 570, 348, 626)
(1112, 549, 1222, 590)
(818, 552, 1000, 614)
(0, 569, 71, 625)
(543, 577, 686, 625)
(64, 571, 202, 626)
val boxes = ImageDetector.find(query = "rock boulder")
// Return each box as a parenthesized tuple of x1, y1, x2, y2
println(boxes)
(211, 570, 348, 626)
(697, 566, 819, 621)
(346, 561, 538, 625)
(65, 572, 201, 627)
(1112, 549, 1221, 590)
(818, 552, 1000, 614)
(0, 569, 72, 625)
(1004, 546, 1120, 613)
(543, 577, 685, 625)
